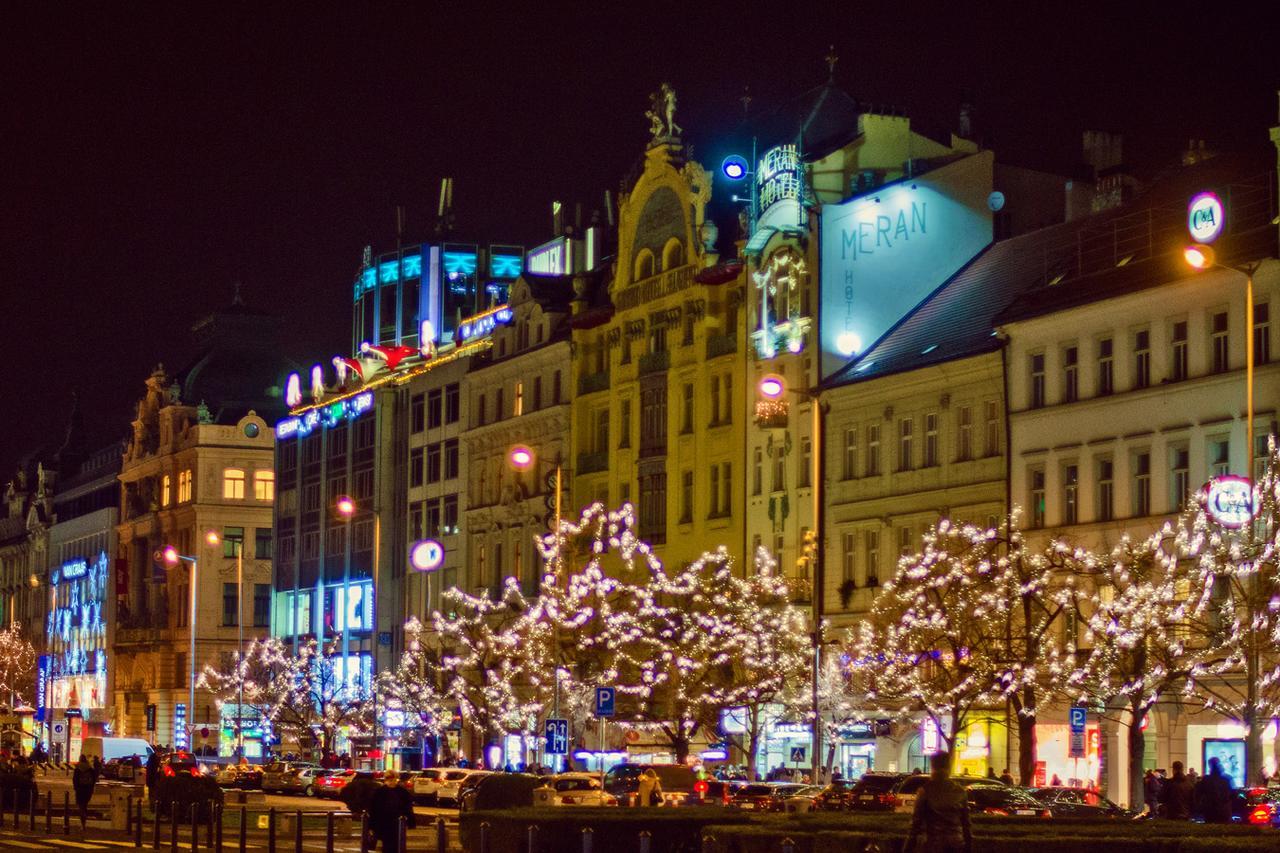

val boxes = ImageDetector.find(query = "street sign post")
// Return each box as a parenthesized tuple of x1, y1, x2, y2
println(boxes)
(595, 687, 615, 718)
(545, 718, 568, 756)
(1069, 706, 1087, 759)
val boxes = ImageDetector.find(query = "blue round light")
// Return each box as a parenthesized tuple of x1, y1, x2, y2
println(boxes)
(721, 155, 748, 181)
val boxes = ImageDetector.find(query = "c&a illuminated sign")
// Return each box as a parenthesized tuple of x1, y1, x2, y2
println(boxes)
(1203, 475, 1256, 528)
(1188, 192, 1225, 244)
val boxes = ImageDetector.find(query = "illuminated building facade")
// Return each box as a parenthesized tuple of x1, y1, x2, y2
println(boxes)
(114, 302, 287, 755)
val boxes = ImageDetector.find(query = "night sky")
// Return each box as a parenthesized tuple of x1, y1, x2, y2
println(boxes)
(2, 3, 1277, 477)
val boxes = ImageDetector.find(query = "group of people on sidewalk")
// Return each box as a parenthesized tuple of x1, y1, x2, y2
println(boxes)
(1144, 757, 1236, 821)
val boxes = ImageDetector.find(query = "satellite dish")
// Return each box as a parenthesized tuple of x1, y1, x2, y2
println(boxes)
(987, 191, 1006, 212)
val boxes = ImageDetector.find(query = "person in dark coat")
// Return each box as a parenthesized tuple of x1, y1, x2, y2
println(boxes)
(1159, 761, 1194, 819)
(71, 754, 98, 830)
(367, 771, 415, 853)
(144, 751, 160, 802)
(1194, 757, 1234, 823)
(1143, 770, 1161, 815)
(998, 768, 1015, 786)
(906, 752, 972, 853)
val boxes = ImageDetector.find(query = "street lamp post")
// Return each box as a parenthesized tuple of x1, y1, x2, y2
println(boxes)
(757, 375, 826, 781)
(336, 496, 381, 770)
(161, 546, 199, 751)
(206, 531, 245, 756)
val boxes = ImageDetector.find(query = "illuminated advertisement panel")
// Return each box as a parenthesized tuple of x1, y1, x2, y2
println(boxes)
(819, 151, 994, 378)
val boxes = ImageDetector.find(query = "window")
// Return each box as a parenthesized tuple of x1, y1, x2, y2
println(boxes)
(595, 409, 609, 454)
(842, 532, 855, 583)
(254, 470, 275, 501)
(222, 583, 238, 626)
(411, 394, 424, 433)
(1063, 464, 1079, 524)
(983, 401, 999, 456)
(722, 376, 732, 424)
(1210, 438, 1230, 477)
(495, 388, 505, 422)
(957, 407, 972, 460)
(476, 393, 487, 426)
(253, 584, 270, 627)
(1256, 434, 1272, 483)
(409, 448, 424, 487)
(898, 525, 912, 558)
(223, 468, 246, 499)
(553, 371, 562, 404)
(444, 439, 459, 479)
(161, 475, 171, 507)
(427, 443, 442, 483)
(619, 400, 631, 448)
(445, 383, 460, 423)
(1097, 459, 1114, 521)
(255, 527, 272, 560)
(222, 527, 244, 558)
(1171, 446, 1190, 510)
(681, 383, 694, 433)
(752, 447, 763, 495)
(532, 376, 542, 411)
(865, 530, 880, 586)
(923, 413, 938, 467)
(1211, 311, 1229, 373)
(442, 494, 459, 534)
(843, 427, 858, 479)
(425, 498, 441, 538)
(1029, 353, 1046, 408)
(428, 389, 443, 428)
(897, 418, 913, 471)
(1030, 468, 1046, 528)
(1097, 338, 1114, 395)
(514, 381, 524, 416)
(709, 465, 719, 517)
(799, 436, 812, 487)
(1063, 346, 1078, 402)
(771, 447, 785, 492)
(1133, 452, 1151, 517)
(638, 471, 667, 545)
(680, 470, 693, 523)
(1134, 329, 1150, 388)
(1172, 321, 1188, 380)
(867, 424, 881, 476)
(410, 503, 424, 539)
(720, 462, 732, 516)
(710, 376, 720, 426)
(1255, 302, 1271, 365)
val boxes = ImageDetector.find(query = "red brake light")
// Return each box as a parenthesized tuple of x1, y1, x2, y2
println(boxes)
(1249, 805, 1272, 825)
(694, 780, 709, 794)
(983, 808, 1009, 816)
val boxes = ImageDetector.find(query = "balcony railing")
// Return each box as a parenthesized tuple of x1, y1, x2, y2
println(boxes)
(578, 370, 610, 395)
(577, 451, 610, 475)
(638, 350, 670, 376)
(615, 265, 695, 311)
(786, 576, 812, 605)
(706, 333, 737, 359)
(755, 399, 790, 430)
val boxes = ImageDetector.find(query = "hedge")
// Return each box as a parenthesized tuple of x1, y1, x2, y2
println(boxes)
(459, 807, 754, 853)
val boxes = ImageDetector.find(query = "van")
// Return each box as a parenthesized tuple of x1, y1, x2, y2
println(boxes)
(79, 737, 154, 763)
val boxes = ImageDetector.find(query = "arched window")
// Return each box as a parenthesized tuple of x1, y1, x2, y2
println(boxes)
(634, 250, 655, 281)
(662, 238, 684, 271)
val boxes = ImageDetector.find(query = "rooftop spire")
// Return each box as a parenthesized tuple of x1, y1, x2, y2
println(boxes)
(824, 45, 839, 80)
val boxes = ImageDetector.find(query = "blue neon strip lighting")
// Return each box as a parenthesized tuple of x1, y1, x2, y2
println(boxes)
(443, 251, 477, 276)
(401, 254, 422, 278)
(490, 254, 522, 278)
(361, 268, 377, 290)
(379, 261, 400, 284)
(276, 391, 374, 439)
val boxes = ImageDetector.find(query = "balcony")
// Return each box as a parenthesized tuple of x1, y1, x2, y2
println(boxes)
(578, 370, 610, 396)
(638, 350, 670, 376)
(577, 451, 610, 475)
(755, 399, 790, 430)
(116, 626, 169, 646)
(706, 333, 737, 359)
(615, 265, 695, 311)
(785, 576, 812, 605)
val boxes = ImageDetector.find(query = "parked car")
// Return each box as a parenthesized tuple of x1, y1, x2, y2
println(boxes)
(727, 783, 782, 811)
(846, 773, 908, 812)
(315, 769, 360, 798)
(160, 752, 204, 778)
(1028, 787, 1133, 819)
(966, 783, 1052, 818)
(812, 779, 860, 811)
(80, 737, 154, 764)
(455, 772, 500, 812)
(891, 775, 997, 813)
(282, 767, 330, 797)
(462, 773, 544, 812)
(436, 769, 490, 807)
(602, 763, 698, 806)
(692, 778, 740, 806)
(261, 762, 316, 793)
(548, 773, 618, 806)
(411, 768, 451, 805)
(774, 784, 824, 813)
(1233, 786, 1280, 826)
(102, 755, 144, 782)
(216, 764, 264, 789)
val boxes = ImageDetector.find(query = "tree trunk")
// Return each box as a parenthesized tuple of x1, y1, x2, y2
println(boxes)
(1127, 702, 1146, 813)
(1017, 686, 1037, 786)
(1245, 708, 1265, 788)
(744, 706, 761, 780)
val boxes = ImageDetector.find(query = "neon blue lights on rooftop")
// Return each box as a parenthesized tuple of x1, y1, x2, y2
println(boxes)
(379, 261, 400, 283)
(361, 268, 377, 290)
(443, 251, 477, 276)
(276, 391, 374, 439)
(401, 254, 422, 278)
(490, 254, 523, 278)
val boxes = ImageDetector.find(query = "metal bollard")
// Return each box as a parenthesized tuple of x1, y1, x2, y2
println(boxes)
(267, 808, 276, 853)
(63, 791, 70, 835)
(208, 802, 216, 853)
(294, 810, 303, 853)
(359, 813, 369, 853)
(436, 816, 447, 853)
(700, 833, 716, 853)
(637, 830, 651, 853)
(580, 826, 593, 853)
(397, 816, 406, 853)
(14, 785, 20, 829)
(170, 803, 178, 853)
(152, 798, 160, 849)
(526, 824, 538, 853)
(325, 810, 335, 853)
(45, 790, 51, 834)
(191, 802, 200, 853)
(780, 839, 795, 853)
(478, 821, 490, 853)
(136, 800, 144, 847)
(29, 789, 36, 832)
(238, 807, 247, 853)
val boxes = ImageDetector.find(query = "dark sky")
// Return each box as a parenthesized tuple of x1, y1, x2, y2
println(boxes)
(2, 2, 1277, 477)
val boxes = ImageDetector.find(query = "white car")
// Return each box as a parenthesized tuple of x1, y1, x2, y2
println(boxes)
(549, 773, 617, 806)
(411, 768, 451, 804)
(435, 769, 488, 806)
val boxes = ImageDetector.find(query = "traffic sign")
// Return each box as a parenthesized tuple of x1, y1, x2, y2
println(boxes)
(1069, 706, 1087, 758)
(545, 718, 568, 755)
(1069, 707, 1087, 732)
(595, 687, 615, 718)
(790, 746, 807, 763)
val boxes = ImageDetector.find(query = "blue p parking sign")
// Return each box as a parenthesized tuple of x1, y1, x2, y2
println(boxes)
(595, 687, 615, 718)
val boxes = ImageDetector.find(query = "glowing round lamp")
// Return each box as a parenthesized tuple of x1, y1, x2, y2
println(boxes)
(758, 375, 785, 400)
(409, 539, 445, 573)
(508, 445, 535, 471)
(162, 546, 179, 565)
(721, 155, 748, 181)
(205, 531, 220, 546)
(836, 331, 862, 356)
(335, 496, 356, 517)
(1184, 244, 1215, 270)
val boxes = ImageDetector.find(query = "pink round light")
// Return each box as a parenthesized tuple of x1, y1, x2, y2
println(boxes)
(162, 546, 179, 565)
(335, 496, 356, 517)
(509, 445, 535, 471)
(758, 375, 785, 400)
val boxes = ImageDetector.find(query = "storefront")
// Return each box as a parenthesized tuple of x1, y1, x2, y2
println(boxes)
(831, 720, 883, 780)
(217, 703, 268, 759)
(903, 714, 1007, 777)
(1036, 723, 1101, 787)
(1186, 720, 1277, 788)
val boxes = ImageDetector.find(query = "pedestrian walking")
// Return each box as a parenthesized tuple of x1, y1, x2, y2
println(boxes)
(905, 753, 972, 853)
(71, 754, 98, 831)
(144, 750, 159, 802)
(998, 768, 1015, 786)
(636, 768, 662, 807)
(367, 771, 415, 853)
(1194, 757, 1233, 823)
(1143, 769, 1161, 815)
(1159, 761, 1194, 820)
